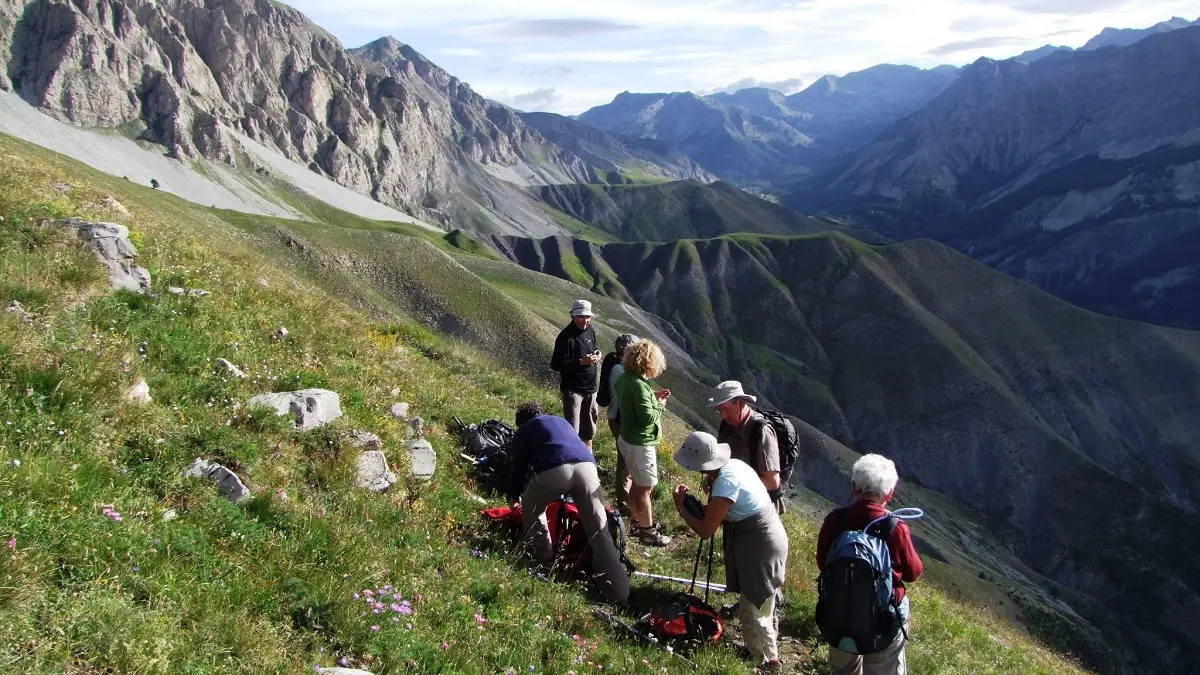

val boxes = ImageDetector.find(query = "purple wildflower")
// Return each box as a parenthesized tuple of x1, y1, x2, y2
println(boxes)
(397, 601, 413, 615)
(370, 625, 380, 632)
(405, 623, 412, 631)
(5, 537, 13, 551)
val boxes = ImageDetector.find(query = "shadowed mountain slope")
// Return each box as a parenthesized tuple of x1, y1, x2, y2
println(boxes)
(786, 26, 1200, 329)
(487, 228, 1200, 674)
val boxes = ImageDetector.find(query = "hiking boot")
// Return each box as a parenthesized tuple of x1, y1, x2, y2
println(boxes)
(633, 524, 671, 547)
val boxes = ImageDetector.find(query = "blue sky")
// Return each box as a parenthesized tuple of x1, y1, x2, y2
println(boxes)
(283, 0, 1198, 114)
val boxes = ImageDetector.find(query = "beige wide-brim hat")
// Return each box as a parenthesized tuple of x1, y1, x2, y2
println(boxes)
(706, 380, 757, 408)
(570, 299, 594, 317)
(674, 431, 732, 472)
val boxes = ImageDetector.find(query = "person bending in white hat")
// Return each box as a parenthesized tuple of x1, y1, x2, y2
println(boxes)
(551, 300, 601, 449)
(673, 431, 788, 672)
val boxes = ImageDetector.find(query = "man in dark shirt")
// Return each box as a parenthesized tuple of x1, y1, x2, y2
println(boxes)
(550, 300, 601, 448)
(816, 454, 923, 675)
(506, 401, 629, 606)
(709, 381, 784, 514)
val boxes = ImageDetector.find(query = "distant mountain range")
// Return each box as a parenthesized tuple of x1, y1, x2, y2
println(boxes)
(786, 25, 1200, 329)
(576, 64, 960, 183)
(1013, 15, 1197, 61)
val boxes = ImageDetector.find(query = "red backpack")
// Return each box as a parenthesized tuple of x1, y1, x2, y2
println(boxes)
(646, 536, 723, 643)
(482, 499, 631, 575)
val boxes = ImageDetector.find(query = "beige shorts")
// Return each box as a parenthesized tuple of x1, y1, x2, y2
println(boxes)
(618, 437, 659, 488)
(562, 390, 599, 441)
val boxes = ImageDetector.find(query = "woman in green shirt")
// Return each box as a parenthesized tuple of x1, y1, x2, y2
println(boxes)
(613, 339, 672, 546)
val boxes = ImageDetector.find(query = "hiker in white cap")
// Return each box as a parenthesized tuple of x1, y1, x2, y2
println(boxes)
(672, 431, 788, 671)
(550, 300, 601, 449)
(709, 380, 784, 514)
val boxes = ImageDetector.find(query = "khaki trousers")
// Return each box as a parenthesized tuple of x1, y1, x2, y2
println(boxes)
(830, 632, 907, 675)
(520, 461, 629, 605)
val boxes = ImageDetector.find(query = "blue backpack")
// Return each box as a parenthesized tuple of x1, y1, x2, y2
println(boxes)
(816, 510, 917, 654)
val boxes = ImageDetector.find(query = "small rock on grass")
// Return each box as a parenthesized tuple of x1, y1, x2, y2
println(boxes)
(125, 378, 151, 404)
(5, 300, 31, 323)
(354, 450, 397, 492)
(216, 358, 247, 379)
(182, 458, 250, 502)
(388, 402, 409, 420)
(409, 438, 436, 479)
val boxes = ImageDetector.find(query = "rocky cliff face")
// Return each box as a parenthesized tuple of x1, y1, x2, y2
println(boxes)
(489, 229, 1200, 673)
(788, 26, 1200, 328)
(0, 0, 601, 234)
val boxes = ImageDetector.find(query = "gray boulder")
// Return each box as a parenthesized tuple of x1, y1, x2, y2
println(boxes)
(62, 218, 151, 293)
(388, 402, 409, 420)
(183, 458, 250, 502)
(248, 389, 342, 429)
(408, 438, 436, 479)
(354, 450, 397, 492)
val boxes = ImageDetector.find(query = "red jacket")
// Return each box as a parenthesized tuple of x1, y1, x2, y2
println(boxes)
(816, 500, 924, 601)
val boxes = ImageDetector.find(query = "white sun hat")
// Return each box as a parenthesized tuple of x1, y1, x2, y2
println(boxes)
(706, 380, 757, 408)
(674, 431, 732, 472)
(570, 300, 594, 317)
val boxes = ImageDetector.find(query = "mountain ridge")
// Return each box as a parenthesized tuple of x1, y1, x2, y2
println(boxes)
(785, 25, 1200, 329)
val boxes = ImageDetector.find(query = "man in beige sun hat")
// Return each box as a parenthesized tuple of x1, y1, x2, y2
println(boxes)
(708, 380, 784, 515)
(550, 300, 601, 448)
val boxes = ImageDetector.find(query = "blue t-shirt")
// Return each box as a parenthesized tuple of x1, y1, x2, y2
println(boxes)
(505, 414, 596, 501)
(607, 363, 625, 421)
(711, 459, 772, 522)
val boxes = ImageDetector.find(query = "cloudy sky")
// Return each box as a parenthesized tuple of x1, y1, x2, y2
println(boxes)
(284, 0, 1198, 114)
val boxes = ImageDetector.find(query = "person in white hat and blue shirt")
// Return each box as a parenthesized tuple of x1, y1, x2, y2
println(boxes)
(550, 300, 602, 449)
(673, 431, 788, 671)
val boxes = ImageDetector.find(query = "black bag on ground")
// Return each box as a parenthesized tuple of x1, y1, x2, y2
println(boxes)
(455, 417, 516, 494)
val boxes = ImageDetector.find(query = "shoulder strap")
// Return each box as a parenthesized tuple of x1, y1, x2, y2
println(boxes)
(866, 514, 899, 541)
(749, 411, 771, 474)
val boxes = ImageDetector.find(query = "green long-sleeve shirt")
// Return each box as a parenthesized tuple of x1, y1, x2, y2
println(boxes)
(613, 370, 663, 446)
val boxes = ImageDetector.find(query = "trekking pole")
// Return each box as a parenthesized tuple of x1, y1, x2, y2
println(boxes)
(704, 535, 716, 606)
(688, 535, 704, 595)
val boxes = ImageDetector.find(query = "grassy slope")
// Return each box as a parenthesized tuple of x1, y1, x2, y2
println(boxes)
(0, 133, 1086, 674)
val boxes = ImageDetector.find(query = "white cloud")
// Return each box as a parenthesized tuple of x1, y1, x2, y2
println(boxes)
(439, 47, 485, 57)
(282, 0, 1197, 114)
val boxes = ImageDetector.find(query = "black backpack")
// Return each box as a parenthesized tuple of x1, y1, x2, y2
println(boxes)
(596, 353, 621, 407)
(750, 405, 800, 482)
(454, 417, 517, 494)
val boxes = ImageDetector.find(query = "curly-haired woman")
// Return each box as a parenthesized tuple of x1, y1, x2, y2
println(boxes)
(613, 339, 672, 546)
